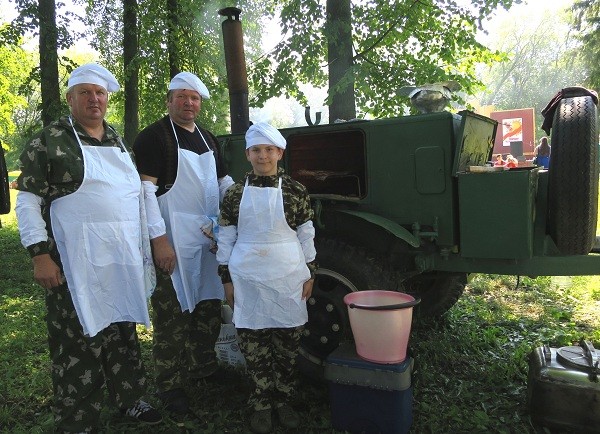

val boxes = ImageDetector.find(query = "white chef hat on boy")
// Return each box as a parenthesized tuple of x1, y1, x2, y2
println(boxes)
(168, 72, 210, 99)
(245, 122, 286, 150)
(67, 63, 120, 92)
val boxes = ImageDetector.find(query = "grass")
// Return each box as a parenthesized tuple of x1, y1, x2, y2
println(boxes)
(2, 188, 600, 433)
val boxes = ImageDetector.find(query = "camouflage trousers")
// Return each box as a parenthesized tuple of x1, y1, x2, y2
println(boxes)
(150, 272, 222, 393)
(45, 283, 148, 433)
(237, 327, 302, 411)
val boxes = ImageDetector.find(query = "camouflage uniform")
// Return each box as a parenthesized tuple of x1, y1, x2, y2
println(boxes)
(218, 168, 317, 411)
(237, 327, 303, 411)
(16, 115, 150, 432)
(218, 168, 318, 282)
(133, 116, 227, 394)
(150, 271, 222, 391)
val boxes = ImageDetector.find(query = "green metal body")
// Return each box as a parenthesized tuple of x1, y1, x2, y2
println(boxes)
(218, 110, 600, 277)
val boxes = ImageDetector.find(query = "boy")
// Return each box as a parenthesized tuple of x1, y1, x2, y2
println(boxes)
(216, 122, 317, 434)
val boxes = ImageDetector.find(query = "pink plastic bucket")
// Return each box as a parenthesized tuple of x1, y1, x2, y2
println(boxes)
(344, 290, 420, 364)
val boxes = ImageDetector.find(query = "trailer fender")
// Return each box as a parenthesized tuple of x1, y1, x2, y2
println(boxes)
(337, 210, 420, 247)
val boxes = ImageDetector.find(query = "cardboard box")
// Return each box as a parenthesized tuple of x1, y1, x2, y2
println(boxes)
(324, 342, 413, 434)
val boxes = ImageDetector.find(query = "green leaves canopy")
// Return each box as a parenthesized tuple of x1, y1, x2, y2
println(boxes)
(573, 0, 600, 89)
(249, 0, 518, 118)
(80, 0, 271, 133)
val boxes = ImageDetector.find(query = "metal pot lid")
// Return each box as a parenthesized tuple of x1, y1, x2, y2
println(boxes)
(556, 340, 600, 377)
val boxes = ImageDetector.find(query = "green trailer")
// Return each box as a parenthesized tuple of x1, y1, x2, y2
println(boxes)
(217, 90, 599, 374)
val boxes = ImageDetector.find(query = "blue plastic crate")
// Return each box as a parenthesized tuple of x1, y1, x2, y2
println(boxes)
(324, 342, 413, 434)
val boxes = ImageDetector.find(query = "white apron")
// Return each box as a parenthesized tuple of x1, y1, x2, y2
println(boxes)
(229, 178, 310, 329)
(157, 120, 223, 312)
(50, 119, 153, 337)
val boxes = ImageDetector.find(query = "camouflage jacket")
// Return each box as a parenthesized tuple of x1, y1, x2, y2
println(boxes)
(218, 167, 318, 283)
(16, 115, 132, 258)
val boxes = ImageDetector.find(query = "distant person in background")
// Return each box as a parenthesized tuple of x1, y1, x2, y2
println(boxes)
(505, 154, 519, 168)
(534, 136, 551, 169)
(493, 154, 506, 167)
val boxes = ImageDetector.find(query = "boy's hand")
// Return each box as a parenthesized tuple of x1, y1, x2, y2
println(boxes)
(302, 278, 314, 300)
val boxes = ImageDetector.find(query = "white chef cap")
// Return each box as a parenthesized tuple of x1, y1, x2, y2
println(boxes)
(168, 72, 210, 99)
(245, 122, 286, 150)
(67, 63, 120, 92)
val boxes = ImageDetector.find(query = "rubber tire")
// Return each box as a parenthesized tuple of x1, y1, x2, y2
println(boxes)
(402, 271, 466, 318)
(0, 145, 10, 215)
(298, 238, 400, 378)
(548, 95, 598, 255)
(298, 238, 465, 378)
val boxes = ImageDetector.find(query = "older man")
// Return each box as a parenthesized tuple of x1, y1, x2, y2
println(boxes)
(15, 63, 161, 432)
(133, 72, 234, 418)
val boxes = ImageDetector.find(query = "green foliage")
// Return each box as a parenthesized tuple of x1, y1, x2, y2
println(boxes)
(2, 194, 599, 434)
(0, 42, 38, 170)
(411, 273, 600, 432)
(477, 3, 586, 139)
(573, 0, 600, 90)
(0, 41, 30, 140)
(249, 0, 519, 119)
(0, 208, 52, 430)
(80, 0, 272, 135)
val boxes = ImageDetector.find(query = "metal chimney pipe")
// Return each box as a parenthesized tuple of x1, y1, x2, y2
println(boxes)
(219, 7, 250, 134)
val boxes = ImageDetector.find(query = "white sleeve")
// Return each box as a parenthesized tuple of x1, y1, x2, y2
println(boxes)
(216, 225, 237, 265)
(142, 181, 167, 239)
(296, 220, 316, 263)
(15, 190, 47, 248)
(218, 175, 235, 203)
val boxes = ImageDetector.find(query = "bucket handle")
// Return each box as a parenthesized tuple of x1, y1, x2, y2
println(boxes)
(348, 298, 421, 311)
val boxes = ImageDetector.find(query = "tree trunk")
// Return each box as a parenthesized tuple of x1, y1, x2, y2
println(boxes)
(123, 0, 139, 143)
(166, 0, 180, 78)
(38, 0, 61, 126)
(326, 0, 356, 122)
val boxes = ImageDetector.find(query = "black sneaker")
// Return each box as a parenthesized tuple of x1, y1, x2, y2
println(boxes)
(123, 400, 162, 425)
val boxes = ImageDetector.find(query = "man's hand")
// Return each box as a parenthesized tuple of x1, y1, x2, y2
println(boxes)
(32, 254, 64, 289)
(151, 234, 177, 274)
(224, 282, 234, 308)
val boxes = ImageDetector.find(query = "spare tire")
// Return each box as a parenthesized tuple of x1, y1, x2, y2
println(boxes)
(548, 95, 598, 255)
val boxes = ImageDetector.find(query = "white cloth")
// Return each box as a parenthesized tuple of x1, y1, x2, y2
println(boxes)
(49, 123, 152, 337)
(142, 181, 167, 239)
(15, 191, 47, 248)
(296, 220, 317, 262)
(218, 175, 235, 203)
(67, 63, 120, 92)
(245, 122, 286, 149)
(157, 119, 224, 312)
(138, 181, 157, 296)
(169, 72, 210, 99)
(229, 178, 310, 329)
(216, 224, 237, 265)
